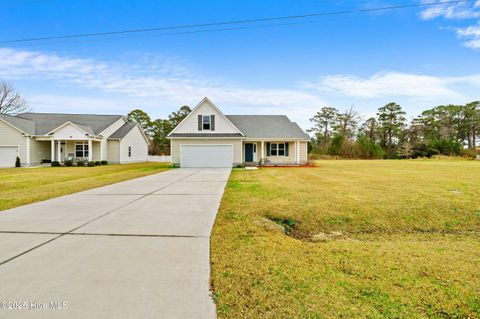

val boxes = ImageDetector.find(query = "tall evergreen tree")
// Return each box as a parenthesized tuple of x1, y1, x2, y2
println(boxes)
(377, 102, 407, 156)
(309, 107, 338, 149)
(126, 109, 152, 135)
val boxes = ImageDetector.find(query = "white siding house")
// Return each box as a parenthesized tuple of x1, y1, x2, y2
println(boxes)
(0, 113, 149, 167)
(168, 97, 310, 167)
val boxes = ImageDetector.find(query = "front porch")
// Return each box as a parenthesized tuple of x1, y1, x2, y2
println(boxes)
(242, 140, 307, 166)
(45, 139, 103, 163)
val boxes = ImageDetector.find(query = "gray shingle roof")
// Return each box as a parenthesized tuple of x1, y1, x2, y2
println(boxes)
(169, 133, 243, 138)
(70, 122, 95, 135)
(15, 113, 123, 135)
(225, 115, 309, 139)
(108, 122, 137, 139)
(0, 114, 36, 135)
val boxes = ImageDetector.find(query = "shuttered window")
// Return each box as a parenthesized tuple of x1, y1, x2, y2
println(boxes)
(198, 114, 215, 131)
(203, 115, 211, 130)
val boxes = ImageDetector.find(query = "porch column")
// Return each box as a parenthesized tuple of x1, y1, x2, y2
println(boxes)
(296, 141, 299, 164)
(261, 141, 265, 161)
(240, 141, 243, 163)
(100, 141, 103, 161)
(26, 136, 31, 166)
(57, 140, 61, 163)
(51, 140, 55, 161)
(305, 142, 308, 163)
(88, 140, 93, 161)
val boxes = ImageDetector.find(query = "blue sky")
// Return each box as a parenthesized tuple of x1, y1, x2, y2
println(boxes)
(1, 0, 479, 129)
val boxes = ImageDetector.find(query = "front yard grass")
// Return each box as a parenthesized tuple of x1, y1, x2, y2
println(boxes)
(0, 162, 170, 211)
(211, 160, 480, 319)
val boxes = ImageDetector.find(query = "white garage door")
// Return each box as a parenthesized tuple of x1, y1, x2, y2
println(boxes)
(0, 146, 18, 167)
(181, 145, 233, 168)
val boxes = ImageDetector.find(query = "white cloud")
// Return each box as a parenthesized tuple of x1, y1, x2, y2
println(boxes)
(456, 24, 480, 48)
(1, 48, 478, 130)
(0, 48, 323, 106)
(419, 1, 480, 20)
(419, 1, 480, 50)
(0, 47, 326, 129)
(457, 24, 480, 36)
(306, 72, 480, 100)
(26, 94, 130, 114)
(464, 38, 480, 47)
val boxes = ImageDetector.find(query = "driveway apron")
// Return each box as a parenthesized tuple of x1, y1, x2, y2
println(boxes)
(0, 168, 230, 319)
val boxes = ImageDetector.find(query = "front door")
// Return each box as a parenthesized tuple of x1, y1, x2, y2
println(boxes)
(60, 142, 66, 162)
(245, 143, 253, 162)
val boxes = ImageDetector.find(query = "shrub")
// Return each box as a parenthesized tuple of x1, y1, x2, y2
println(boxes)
(76, 160, 85, 167)
(41, 159, 51, 164)
(94, 161, 101, 166)
(87, 161, 95, 167)
(328, 135, 344, 156)
(412, 142, 437, 158)
(15, 156, 21, 167)
(462, 148, 478, 159)
(358, 136, 385, 159)
(101, 160, 108, 165)
(431, 138, 463, 156)
(64, 160, 73, 167)
(51, 161, 60, 167)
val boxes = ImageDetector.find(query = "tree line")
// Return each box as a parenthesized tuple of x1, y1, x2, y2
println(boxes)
(309, 101, 480, 159)
(2, 81, 478, 159)
(126, 106, 191, 155)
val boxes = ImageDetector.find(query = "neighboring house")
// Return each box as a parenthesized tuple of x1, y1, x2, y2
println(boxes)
(0, 112, 149, 167)
(168, 97, 310, 167)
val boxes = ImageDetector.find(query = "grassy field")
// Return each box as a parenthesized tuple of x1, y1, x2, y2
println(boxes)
(0, 162, 170, 211)
(211, 160, 480, 319)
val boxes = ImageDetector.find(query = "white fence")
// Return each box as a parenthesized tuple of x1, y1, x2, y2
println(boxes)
(148, 155, 171, 163)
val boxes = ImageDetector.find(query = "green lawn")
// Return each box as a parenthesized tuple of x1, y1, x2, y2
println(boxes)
(211, 160, 480, 319)
(0, 162, 170, 211)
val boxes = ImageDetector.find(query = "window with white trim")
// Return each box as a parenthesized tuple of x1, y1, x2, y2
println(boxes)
(270, 143, 286, 156)
(75, 142, 89, 159)
(128, 146, 132, 157)
(202, 115, 211, 130)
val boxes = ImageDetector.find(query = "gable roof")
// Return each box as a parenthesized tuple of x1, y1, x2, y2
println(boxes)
(226, 115, 310, 140)
(108, 122, 151, 145)
(0, 113, 36, 135)
(46, 121, 96, 136)
(15, 113, 123, 136)
(108, 122, 137, 139)
(168, 97, 244, 136)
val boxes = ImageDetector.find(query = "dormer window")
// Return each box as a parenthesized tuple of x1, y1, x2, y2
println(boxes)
(202, 115, 211, 130)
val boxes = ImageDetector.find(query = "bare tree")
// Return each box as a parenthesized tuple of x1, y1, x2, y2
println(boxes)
(335, 106, 361, 139)
(0, 82, 28, 115)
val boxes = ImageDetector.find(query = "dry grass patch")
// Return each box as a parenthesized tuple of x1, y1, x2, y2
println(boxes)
(211, 160, 480, 319)
(0, 162, 170, 211)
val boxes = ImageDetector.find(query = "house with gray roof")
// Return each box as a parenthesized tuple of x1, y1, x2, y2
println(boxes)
(0, 112, 149, 167)
(167, 97, 310, 167)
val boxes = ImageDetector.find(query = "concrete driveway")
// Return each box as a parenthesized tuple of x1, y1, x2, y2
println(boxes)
(0, 168, 231, 319)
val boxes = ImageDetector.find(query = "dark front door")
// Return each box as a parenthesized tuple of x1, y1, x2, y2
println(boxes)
(245, 143, 253, 162)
